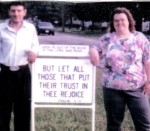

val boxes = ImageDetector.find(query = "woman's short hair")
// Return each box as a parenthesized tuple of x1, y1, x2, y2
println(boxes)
(110, 7, 136, 32)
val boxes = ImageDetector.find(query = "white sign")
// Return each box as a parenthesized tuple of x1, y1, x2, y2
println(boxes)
(39, 44, 89, 57)
(31, 45, 96, 131)
(32, 58, 94, 103)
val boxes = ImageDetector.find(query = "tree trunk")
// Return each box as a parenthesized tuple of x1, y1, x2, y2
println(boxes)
(62, 4, 65, 32)
(81, 20, 85, 31)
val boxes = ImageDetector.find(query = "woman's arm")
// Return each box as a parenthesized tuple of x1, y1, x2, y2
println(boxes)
(143, 62, 150, 95)
(89, 47, 100, 66)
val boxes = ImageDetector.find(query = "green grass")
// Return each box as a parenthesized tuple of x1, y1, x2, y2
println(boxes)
(35, 108, 91, 131)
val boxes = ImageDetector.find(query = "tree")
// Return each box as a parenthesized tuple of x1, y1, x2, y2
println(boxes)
(74, 2, 146, 31)
(0, 1, 149, 32)
(0, 2, 10, 19)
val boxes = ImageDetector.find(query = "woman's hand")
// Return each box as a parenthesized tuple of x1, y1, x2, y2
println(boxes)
(89, 47, 100, 66)
(144, 62, 150, 95)
(143, 82, 150, 95)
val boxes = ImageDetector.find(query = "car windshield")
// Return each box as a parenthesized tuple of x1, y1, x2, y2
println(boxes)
(38, 22, 53, 27)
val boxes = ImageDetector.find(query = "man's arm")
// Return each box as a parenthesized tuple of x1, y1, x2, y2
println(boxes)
(28, 26, 39, 63)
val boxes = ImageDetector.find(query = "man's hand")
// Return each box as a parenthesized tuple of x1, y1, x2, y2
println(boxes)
(27, 51, 37, 63)
(89, 48, 100, 66)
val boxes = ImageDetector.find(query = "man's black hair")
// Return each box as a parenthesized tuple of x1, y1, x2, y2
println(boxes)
(9, 2, 26, 9)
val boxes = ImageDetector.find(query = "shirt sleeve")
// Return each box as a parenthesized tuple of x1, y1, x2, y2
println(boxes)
(90, 33, 110, 53)
(142, 34, 150, 63)
(29, 25, 39, 55)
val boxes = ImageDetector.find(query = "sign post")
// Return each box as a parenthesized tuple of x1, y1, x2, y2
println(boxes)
(31, 44, 96, 131)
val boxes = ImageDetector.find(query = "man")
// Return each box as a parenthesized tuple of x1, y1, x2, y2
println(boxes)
(0, 2, 39, 131)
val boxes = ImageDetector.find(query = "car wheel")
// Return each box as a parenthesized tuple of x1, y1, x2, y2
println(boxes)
(52, 32, 55, 35)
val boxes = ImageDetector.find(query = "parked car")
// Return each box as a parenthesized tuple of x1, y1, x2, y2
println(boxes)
(36, 21, 55, 35)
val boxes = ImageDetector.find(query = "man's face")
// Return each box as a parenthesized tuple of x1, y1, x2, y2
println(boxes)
(9, 5, 26, 23)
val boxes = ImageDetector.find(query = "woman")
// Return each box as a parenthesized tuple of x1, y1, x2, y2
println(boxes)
(90, 7, 150, 131)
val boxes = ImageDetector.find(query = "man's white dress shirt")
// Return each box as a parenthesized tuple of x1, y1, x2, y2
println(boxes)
(0, 20, 39, 66)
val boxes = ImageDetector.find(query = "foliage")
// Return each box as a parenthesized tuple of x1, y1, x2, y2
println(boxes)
(1, 1, 150, 31)
(26, 1, 63, 24)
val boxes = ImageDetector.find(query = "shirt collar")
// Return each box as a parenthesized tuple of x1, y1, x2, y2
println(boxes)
(3, 19, 27, 30)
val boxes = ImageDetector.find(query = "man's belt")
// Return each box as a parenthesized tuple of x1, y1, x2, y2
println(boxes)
(0, 64, 28, 71)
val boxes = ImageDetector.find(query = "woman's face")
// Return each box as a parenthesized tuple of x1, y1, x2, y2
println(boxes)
(113, 13, 130, 34)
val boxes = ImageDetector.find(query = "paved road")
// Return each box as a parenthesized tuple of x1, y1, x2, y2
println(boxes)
(38, 31, 100, 46)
